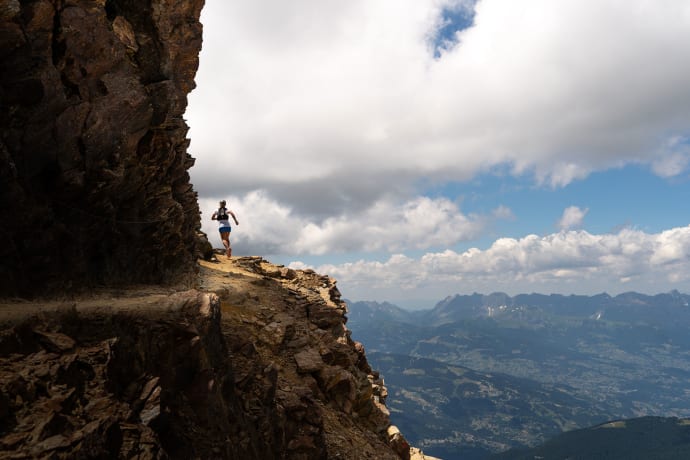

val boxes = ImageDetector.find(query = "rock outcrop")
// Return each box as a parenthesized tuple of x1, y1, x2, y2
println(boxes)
(0, 257, 438, 459)
(0, 0, 205, 296)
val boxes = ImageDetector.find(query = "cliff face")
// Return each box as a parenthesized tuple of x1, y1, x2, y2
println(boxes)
(0, 3, 436, 458)
(0, 0, 205, 295)
(0, 258, 435, 459)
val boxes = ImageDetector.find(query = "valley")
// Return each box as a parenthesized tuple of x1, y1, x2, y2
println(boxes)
(346, 292, 690, 459)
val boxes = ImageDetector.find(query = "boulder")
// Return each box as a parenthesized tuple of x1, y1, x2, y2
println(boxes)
(294, 348, 325, 374)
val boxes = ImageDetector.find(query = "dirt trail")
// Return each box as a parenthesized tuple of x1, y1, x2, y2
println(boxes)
(0, 257, 263, 325)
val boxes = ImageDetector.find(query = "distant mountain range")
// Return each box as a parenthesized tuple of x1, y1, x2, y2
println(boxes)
(428, 290, 690, 327)
(351, 290, 690, 327)
(346, 291, 690, 459)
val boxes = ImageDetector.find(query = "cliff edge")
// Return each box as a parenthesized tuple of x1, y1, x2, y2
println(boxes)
(0, 257, 438, 459)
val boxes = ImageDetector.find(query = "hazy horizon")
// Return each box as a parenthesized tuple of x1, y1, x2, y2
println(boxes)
(346, 288, 690, 311)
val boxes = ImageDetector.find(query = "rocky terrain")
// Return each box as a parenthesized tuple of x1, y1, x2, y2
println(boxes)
(0, 0, 206, 296)
(0, 256, 437, 459)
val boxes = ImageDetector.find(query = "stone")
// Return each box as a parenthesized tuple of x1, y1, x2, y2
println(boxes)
(410, 447, 443, 460)
(368, 399, 392, 433)
(262, 322, 286, 347)
(34, 330, 76, 352)
(294, 348, 325, 374)
(280, 267, 297, 279)
(387, 425, 411, 460)
(307, 301, 346, 329)
(323, 341, 355, 367)
(353, 341, 373, 373)
(112, 16, 138, 52)
(0, 432, 27, 451)
(262, 265, 282, 278)
(317, 366, 356, 414)
(30, 434, 69, 455)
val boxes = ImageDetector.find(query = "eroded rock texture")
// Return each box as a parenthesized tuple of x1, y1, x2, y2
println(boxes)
(0, 0, 205, 295)
(0, 260, 431, 459)
(0, 291, 245, 459)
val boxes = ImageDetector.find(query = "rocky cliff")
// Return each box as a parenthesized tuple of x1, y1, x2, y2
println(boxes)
(0, 0, 205, 296)
(0, 2, 437, 458)
(0, 257, 437, 459)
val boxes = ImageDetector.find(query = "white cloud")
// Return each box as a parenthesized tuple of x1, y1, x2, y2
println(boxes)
(200, 192, 498, 255)
(651, 136, 690, 177)
(188, 0, 690, 213)
(492, 205, 515, 220)
(306, 226, 690, 302)
(557, 206, 588, 230)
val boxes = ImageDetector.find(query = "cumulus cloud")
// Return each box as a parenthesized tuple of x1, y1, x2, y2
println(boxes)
(305, 226, 690, 302)
(651, 136, 690, 177)
(187, 0, 690, 216)
(557, 206, 588, 231)
(200, 193, 497, 255)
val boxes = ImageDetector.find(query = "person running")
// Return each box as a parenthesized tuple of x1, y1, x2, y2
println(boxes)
(211, 200, 239, 258)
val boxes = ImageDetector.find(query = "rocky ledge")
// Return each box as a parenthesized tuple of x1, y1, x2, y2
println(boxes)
(0, 257, 438, 459)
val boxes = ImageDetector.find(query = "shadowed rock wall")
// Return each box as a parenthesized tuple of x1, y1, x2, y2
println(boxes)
(0, 0, 205, 295)
(0, 260, 433, 459)
(0, 291, 254, 459)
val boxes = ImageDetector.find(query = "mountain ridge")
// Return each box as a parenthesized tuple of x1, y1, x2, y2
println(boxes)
(349, 290, 690, 325)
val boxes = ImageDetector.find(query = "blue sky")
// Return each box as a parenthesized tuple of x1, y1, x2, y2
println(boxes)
(438, 165, 690, 240)
(433, 2, 476, 57)
(186, 0, 690, 308)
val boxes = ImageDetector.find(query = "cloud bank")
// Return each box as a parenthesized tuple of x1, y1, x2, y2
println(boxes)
(201, 191, 690, 303)
(305, 226, 690, 303)
(188, 0, 690, 216)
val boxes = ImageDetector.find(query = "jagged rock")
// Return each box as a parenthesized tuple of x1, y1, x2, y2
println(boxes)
(33, 330, 76, 352)
(280, 267, 298, 279)
(261, 321, 287, 347)
(295, 348, 325, 374)
(354, 340, 373, 373)
(410, 447, 443, 460)
(1, 258, 424, 459)
(317, 366, 357, 414)
(308, 301, 347, 329)
(370, 399, 393, 433)
(322, 341, 356, 367)
(372, 378, 389, 403)
(0, 292, 234, 459)
(0, 0, 206, 296)
(388, 425, 412, 460)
